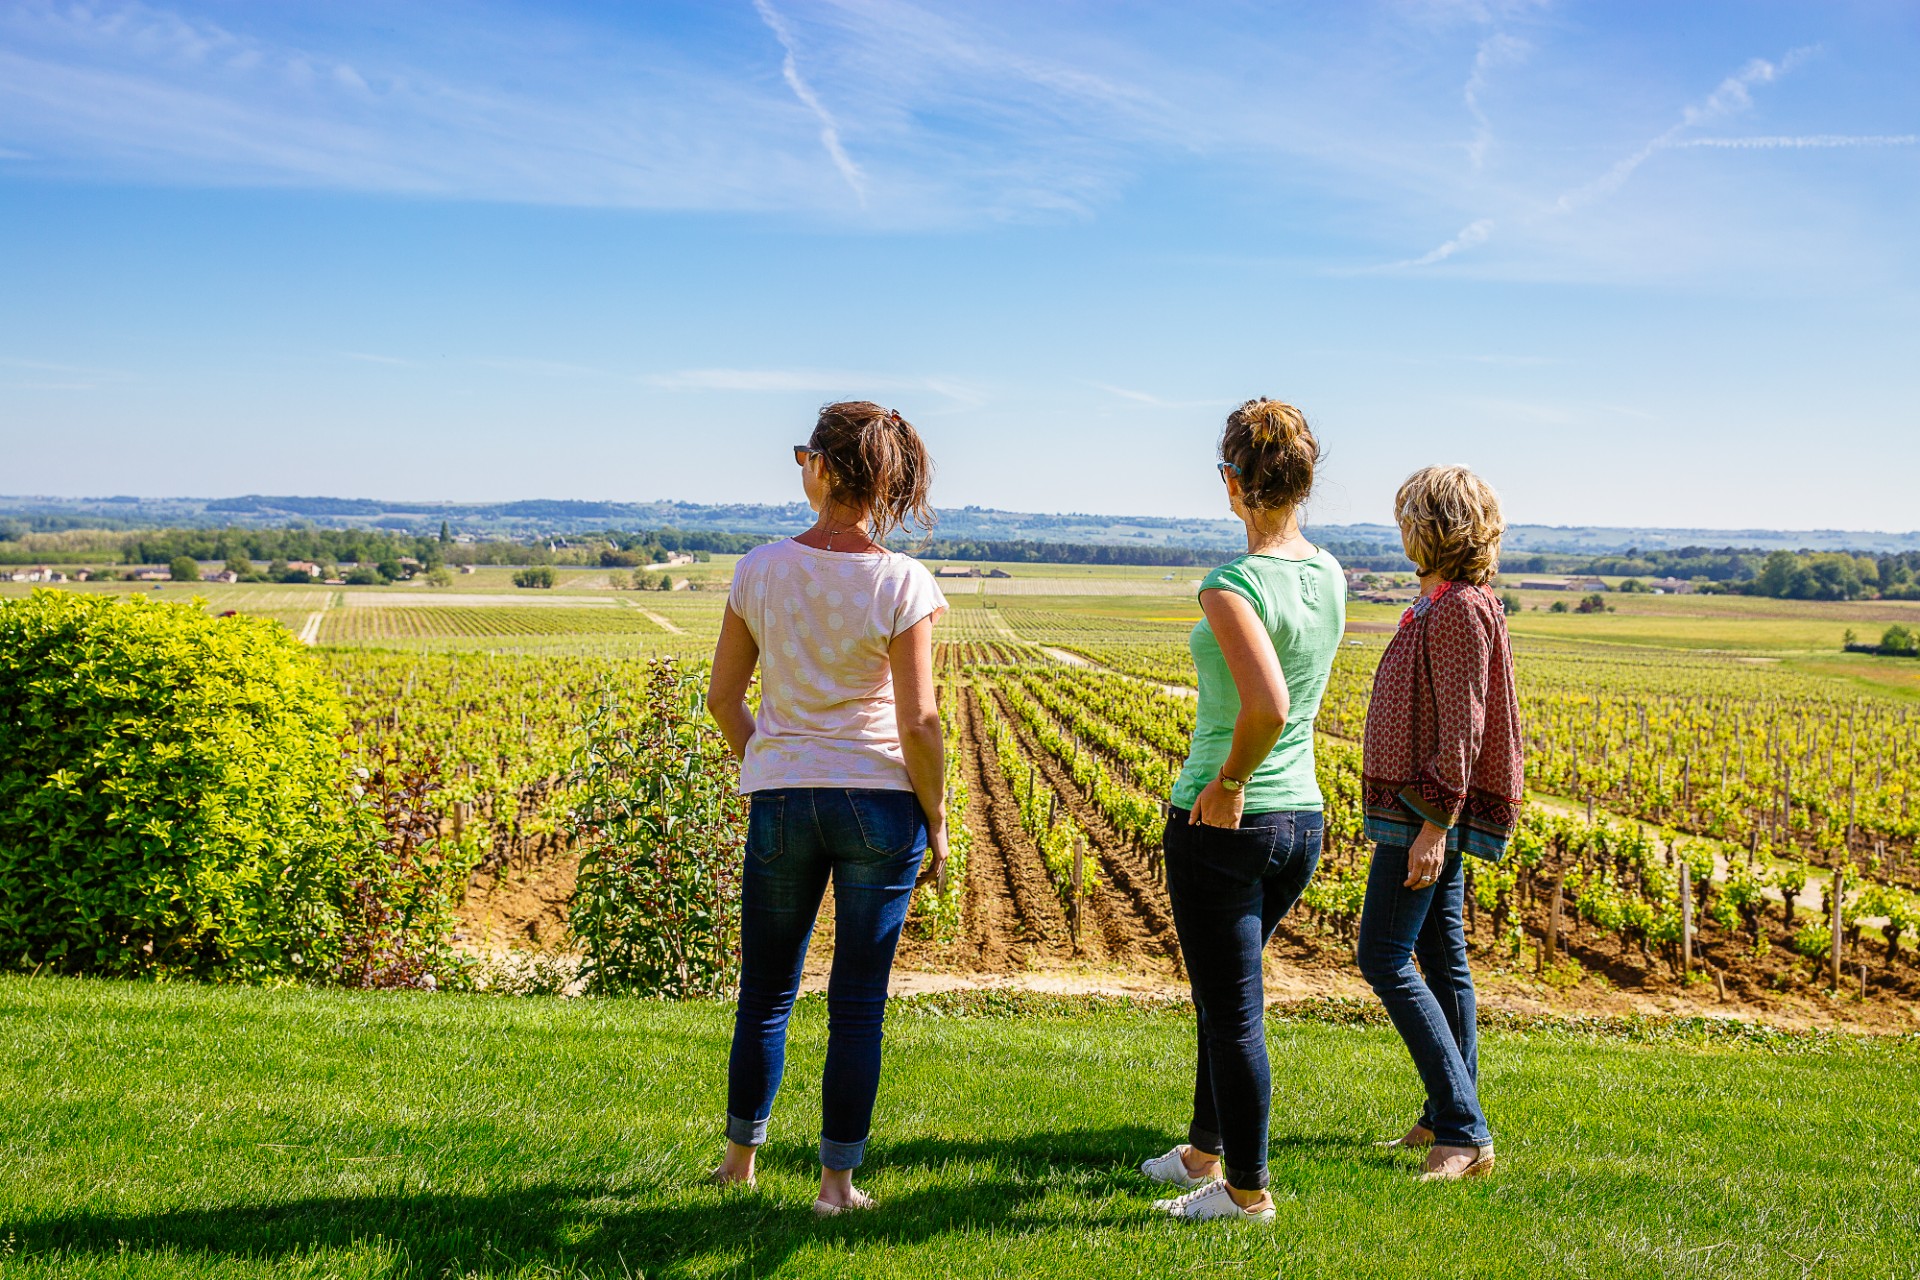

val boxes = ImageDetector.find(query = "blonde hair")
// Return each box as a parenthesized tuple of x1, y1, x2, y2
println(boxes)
(1395, 465, 1504, 585)
(1220, 398, 1318, 512)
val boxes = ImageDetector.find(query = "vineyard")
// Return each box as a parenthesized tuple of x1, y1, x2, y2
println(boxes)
(137, 579, 1899, 1021)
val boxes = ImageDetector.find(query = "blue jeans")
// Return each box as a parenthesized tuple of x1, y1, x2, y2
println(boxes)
(1163, 808, 1323, 1191)
(1355, 844, 1492, 1147)
(725, 788, 926, 1171)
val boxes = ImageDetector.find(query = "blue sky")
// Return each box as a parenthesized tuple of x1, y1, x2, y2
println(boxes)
(2, 0, 1916, 529)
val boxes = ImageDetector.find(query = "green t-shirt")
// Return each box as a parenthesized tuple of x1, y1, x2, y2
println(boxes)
(1171, 549, 1347, 813)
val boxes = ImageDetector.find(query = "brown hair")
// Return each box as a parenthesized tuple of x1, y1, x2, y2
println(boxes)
(1220, 398, 1319, 512)
(808, 401, 935, 541)
(1394, 465, 1504, 585)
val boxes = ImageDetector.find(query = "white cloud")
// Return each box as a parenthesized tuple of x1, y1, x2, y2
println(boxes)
(1389, 217, 1494, 269)
(1463, 32, 1528, 169)
(641, 368, 969, 397)
(1088, 382, 1231, 410)
(752, 0, 866, 205)
(1673, 134, 1917, 150)
(1552, 50, 1816, 215)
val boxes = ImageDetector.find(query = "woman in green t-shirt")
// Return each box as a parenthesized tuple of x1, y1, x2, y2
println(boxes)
(1141, 399, 1347, 1223)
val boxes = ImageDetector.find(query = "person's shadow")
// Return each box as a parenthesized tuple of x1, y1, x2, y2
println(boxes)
(13, 1125, 1366, 1276)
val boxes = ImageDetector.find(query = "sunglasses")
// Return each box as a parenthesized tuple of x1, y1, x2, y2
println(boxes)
(794, 445, 819, 467)
(1217, 461, 1241, 481)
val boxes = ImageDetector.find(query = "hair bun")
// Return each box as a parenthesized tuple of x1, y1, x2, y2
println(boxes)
(1244, 399, 1297, 447)
(1220, 398, 1318, 513)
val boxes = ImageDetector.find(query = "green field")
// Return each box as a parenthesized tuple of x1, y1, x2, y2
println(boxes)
(2, 979, 1914, 1280)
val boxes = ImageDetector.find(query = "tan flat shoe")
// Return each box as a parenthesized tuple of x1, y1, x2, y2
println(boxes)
(1376, 1122, 1435, 1150)
(1419, 1143, 1495, 1181)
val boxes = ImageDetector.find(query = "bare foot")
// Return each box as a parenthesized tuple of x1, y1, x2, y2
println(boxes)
(813, 1186, 875, 1216)
(1420, 1144, 1495, 1181)
(1179, 1145, 1221, 1179)
(1225, 1183, 1275, 1213)
(710, 1140, 757, 1188)
(1377, 1122, 1435, 1150)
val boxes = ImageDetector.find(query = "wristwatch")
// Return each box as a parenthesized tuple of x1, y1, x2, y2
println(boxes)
(1218, 772, 1246, 793)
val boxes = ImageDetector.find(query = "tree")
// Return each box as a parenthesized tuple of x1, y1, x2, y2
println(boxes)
(1618, 578, 1647, 593)
(169, 555, 201, 582)
(425, 566, 455, 588)
(344, 566, 384, 586)
(438, 520, 451, 545)
(513, 567, 556, 589)
(1500, 591, 1521, 616)
(1549, 599, 1570, 613)
(376, 559, 405, 583)
(657, 573, 675, 592)
(1882, 624, 1917, 656)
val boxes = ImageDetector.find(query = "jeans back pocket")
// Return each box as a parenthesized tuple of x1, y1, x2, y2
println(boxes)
(845, 790, 925, 860)
(747, 794, 786, 865)
(1183, 821, 1279, 888)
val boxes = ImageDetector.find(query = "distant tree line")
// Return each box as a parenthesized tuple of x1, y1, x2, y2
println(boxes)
(7, 520, 1918, 597)
(913, 536, 1414, 570)
(1509, 546, 1920, 601)
(0, 524, 777, 569)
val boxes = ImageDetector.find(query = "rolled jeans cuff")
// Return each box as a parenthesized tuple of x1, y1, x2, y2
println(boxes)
(1187, 1123, 1223, 1157)
(725, 1113, 768, 1147)
(1225, 1161, 1269, 1192)
(819, 1133, 868, 1171)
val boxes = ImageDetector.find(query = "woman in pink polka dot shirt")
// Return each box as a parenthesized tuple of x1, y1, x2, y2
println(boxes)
(704, 401, 947, 1216)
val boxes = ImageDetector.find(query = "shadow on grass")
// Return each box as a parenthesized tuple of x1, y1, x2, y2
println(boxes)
(20, 1125, 1367, 1277)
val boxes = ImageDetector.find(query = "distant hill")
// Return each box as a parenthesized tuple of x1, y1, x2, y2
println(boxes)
(2, 494, 1916, 556)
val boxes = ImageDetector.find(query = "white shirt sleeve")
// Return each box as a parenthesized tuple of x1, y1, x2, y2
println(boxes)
(727, 548, 758, 638)
(889, 560, 948, 637)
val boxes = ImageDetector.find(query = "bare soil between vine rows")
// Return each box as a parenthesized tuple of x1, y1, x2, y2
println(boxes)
(453, 674, 1920, 1033)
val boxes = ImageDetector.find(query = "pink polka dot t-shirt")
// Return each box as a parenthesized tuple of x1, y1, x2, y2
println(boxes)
(727, 538, 947, 794)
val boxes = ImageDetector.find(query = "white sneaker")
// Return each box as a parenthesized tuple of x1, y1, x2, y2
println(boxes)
(1141, 1145, 1219, 1190)
(1156, 1180, 1275, 1222)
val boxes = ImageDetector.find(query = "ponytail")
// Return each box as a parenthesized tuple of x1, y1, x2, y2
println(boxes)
(809, 401, 935, 540)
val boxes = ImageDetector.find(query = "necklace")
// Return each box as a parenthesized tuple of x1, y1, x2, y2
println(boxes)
(821, 523, 877, 551)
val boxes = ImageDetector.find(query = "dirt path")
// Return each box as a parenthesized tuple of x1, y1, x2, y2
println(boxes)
(633, 606, 684, 635)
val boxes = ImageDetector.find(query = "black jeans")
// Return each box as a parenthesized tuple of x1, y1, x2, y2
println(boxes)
(1163, 807, 1323, 1191)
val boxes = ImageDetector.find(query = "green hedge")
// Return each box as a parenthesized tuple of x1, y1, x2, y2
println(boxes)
(0, 591, 391, 980)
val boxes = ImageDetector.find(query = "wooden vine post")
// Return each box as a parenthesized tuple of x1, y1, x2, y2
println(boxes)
(1547, 868, 1565, 963)
(1678, 859, 1693, 980)
(1157, 800, 1172, 883)
(1829, 866, 1845, 991)
(1070, 835, 1085, 948)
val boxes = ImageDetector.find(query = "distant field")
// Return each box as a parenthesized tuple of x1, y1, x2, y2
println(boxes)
(318, 605, 670, 645)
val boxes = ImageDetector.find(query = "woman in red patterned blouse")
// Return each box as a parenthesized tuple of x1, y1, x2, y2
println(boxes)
(1357, 465, 1522, 1181)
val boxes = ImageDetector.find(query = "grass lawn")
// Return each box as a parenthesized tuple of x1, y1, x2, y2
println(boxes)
(3, 981, 1917, 1279)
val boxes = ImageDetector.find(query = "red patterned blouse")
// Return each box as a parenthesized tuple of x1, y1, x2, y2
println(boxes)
(1361, 582, 1524, 860)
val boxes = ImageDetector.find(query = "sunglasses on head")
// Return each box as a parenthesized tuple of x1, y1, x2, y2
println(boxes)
(794, 444, 819, 466)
